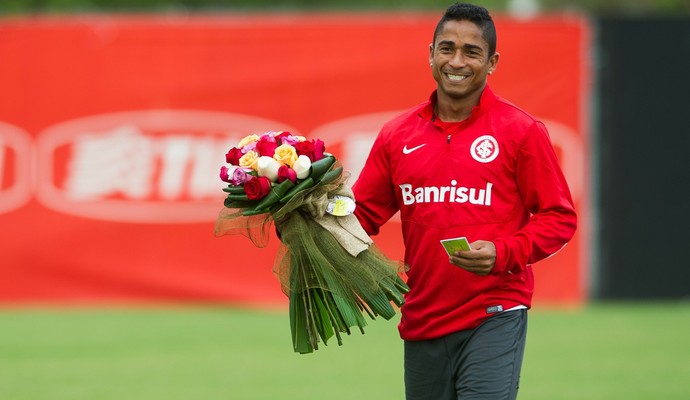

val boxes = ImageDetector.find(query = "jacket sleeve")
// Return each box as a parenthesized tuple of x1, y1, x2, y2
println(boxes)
(351, 130, 400, 236)
(492, 121, 577, 274)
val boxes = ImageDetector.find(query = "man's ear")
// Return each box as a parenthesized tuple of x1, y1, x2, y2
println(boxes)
(488, 52, 500, 74)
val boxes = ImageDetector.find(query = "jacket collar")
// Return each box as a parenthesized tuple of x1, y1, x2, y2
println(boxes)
(419, 85, 497, 123)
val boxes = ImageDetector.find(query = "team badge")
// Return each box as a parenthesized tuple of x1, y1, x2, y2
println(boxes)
(470, 135, 499, 163)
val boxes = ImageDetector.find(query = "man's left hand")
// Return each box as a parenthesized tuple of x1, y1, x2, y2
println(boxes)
(449, 240, 496, 276)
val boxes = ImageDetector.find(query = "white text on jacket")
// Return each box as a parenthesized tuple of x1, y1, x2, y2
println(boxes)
(399, 181, 493, 206)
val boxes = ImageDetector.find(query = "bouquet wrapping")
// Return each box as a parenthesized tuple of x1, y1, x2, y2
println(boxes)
(214, 131, 408, 353)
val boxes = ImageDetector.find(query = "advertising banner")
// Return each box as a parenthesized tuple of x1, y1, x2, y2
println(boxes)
(0, 13, 589, 307)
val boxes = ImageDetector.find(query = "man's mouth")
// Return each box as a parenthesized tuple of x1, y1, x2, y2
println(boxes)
(446, 73, 468, 82)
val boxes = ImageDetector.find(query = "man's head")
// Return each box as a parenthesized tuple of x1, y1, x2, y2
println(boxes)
(432, 2, 497, 57)
(429, 2, 499, 111)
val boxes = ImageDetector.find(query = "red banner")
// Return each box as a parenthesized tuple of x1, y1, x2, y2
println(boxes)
(0, 13, 590, 307)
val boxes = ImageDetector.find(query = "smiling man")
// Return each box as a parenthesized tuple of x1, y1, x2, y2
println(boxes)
(352, 3, 577, 399)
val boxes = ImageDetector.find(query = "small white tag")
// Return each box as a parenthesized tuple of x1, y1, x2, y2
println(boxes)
(326, 195, 356, 216)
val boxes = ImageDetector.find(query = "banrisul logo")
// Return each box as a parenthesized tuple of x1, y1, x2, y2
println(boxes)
(35, 110, 299, 223)
(399, 180, 493, 206)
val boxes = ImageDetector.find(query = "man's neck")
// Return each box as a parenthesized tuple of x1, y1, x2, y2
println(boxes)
(434, 88, 484, 122)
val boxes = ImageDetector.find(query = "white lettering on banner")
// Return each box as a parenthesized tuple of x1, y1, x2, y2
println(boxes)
(400, 181, 493, 206)
(0, 122, 33, 214)
(35, 110, 299, 223)
(66, 126, 156, 199)
(66, 126, 228, 201)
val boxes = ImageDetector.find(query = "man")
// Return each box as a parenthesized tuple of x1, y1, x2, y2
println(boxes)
(351, 3, 577, 399)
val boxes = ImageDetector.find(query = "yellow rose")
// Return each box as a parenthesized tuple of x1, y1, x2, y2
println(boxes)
(239, 151, 260, 171)
(273, 144, 298, 167)
(295, 136, 307, 142)
(237, 134, 260, 149)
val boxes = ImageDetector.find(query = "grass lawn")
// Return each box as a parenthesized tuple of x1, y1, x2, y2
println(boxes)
(1, 302, 688, 399)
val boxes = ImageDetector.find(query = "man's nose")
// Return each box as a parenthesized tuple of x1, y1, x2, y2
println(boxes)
(449, 51, 466, 68)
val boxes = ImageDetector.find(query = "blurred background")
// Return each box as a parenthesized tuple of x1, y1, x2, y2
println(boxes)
(1, 1, 689, 399)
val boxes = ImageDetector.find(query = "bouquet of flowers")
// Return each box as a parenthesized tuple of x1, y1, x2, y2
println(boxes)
(214, 130, 409, 354)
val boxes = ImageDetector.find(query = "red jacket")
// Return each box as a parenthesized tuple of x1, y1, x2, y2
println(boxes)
(352, 86, 577, 340)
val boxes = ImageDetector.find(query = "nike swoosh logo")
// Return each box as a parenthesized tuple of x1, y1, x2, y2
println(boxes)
(403, 144, 426, 154)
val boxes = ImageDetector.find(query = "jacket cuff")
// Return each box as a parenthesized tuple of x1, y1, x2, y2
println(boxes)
(491, 238, 523, 276)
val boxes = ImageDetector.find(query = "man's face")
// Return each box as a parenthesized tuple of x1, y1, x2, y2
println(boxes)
(429, 19, 499, 103)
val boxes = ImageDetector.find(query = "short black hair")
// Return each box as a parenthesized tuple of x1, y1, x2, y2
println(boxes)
(432, 2, 497, 57)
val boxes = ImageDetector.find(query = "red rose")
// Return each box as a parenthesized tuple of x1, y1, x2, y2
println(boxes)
(225, 147, 243, 165)
(244, 176, 272, 200)
(255, 136, 278, 157)
(275, 131, 292, 145)
(294, 140, 316, 161)
(313, 139, 325, 161)
(219, 166, 231, 182)
(277, 165, 297, 183)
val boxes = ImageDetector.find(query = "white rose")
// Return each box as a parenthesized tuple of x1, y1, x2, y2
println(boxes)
(292, 155, 312, 179)
(257, 156, 281, 182)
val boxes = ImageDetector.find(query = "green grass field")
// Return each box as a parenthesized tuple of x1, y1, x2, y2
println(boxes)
(1, 302, 689, 399)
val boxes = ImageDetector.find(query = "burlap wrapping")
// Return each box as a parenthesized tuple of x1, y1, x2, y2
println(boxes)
(214, 167, 400, 291)
(214, 164, 408, 352)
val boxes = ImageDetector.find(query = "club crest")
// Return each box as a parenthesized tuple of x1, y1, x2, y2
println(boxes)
(470, 135, 499, 163)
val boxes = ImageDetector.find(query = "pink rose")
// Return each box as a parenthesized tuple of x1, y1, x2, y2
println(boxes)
(225, 147, 243, 165)
(277, 165, 297, 183)
(313, 139, 325, 161)
(280, 134, 300, 147)
(255, 136, 278, 157)
(231, 168, 250, 186)
(244, 176, 272, 200)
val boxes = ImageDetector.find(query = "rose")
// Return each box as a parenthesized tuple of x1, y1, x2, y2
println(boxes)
(292, 155, 312, 179)
(294, 139, 326, 162)
(225, 147, 243, 166)
(255, 136, 278, 157)
(274, 144, 298, 167)
(244, 176, 272, 200)
(313, 139, 325, 161)
(220, 165, 233, 183)
(231, 167, 251, 185)
(237, 134, 260, 149)
(239, 151, 260, 170)
(278, 133, 300, 147)
(257, 156, 281, 182)
(294, 140, 315, 161)
(275, 131, 292, 144)
(277, 165, 297, 183)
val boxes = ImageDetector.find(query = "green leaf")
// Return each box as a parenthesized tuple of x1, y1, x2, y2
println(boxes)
(309, 155, 336, 181)
(241, 208, 270, 216)
(251, 179, 295, 211)
(225, 193, 250, 201)
(222, 185, 246, 194)
(279, 177, 315, 204)
(317, 166, 343, 184)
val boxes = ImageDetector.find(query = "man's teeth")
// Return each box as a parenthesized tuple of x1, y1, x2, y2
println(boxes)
(447, 74, 467, 81)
